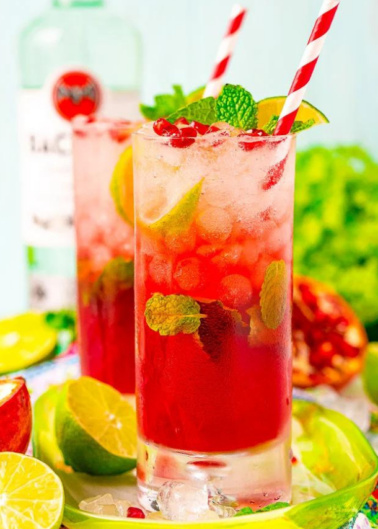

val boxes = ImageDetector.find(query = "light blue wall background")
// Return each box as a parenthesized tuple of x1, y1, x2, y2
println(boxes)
(0, 0, 377, 318)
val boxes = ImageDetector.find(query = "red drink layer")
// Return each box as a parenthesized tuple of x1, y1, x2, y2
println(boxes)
(77, 277, 135, 393)
(134, 127, 295, 453)
(73, 117, 137, 394)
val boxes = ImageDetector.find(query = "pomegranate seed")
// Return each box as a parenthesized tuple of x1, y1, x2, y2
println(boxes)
(109, 129, 130, 143)
(73, 129, 86, 138)
(153, 118, 180, 137)
(312, 329, 325, 344)
(291, 455, 298, 464)
(335, 316, 349, 331)
(180, 126, 197, 138)
(311, 342, 335, 368)
(127, 507, 145, 519)
(262, 154, 288, 191)
(206, 125, 221, 134)
(299, 285, 318, 309)
(238, 129, 268, 151)
(258, 208, 272, 221)
(313, 309, 328, 324)
(191, 120, 209, 135)
(328, 333, 360, 357)
(175, 117, 190, 126)
(209, 129, 229, 147)
(87, 114, 96, 123)
(170, 126, 196, 149)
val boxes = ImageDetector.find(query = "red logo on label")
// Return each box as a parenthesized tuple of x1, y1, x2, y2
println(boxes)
(52, 71, 102, 121)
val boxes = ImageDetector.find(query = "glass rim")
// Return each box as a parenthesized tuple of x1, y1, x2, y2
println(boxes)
(72, 115, 143, 134)
(132, 124, 295, 144)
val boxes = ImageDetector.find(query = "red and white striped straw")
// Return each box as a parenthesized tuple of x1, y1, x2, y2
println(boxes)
(274, 0, 340, 136)
(203, 4, 247, 98)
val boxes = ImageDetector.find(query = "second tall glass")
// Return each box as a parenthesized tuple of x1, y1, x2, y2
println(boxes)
(72, 117, 139, 394)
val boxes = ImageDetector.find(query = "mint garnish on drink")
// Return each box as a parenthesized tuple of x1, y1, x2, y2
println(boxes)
(216, 84, 258, 130)
(142, 83, 328, 136)
(168, 98, 217, 126)
(140, 85, 204, 121)
(140, 85, 186, 121)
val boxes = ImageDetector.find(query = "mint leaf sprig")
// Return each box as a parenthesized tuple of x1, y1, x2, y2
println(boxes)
(140, 85, 205, 121)
(140, 85, 186, 121)
(216, 84, 258, 130)
(167, 84, 258, 130)
(168, 98, 217, 126)
(235, 502, 290, 517)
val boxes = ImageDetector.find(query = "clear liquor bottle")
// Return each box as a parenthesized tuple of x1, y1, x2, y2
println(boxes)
(18, 0, 142, 310)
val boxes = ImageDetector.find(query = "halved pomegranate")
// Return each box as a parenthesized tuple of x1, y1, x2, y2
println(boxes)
(293, 276, 368, 389)
(0, 377, 32, 453)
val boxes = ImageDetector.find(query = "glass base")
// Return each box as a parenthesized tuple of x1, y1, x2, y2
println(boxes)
(137, 435, 292, 512)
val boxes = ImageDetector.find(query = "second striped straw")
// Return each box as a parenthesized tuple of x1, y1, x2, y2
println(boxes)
(203, 4, 247, 99)
(274, 0, 340, 136)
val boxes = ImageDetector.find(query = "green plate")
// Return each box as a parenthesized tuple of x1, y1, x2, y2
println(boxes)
(33, 387, 378, 529)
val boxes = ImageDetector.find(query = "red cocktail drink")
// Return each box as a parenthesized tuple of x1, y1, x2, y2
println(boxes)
(134, 121, 294, 507)
(73, 117, 138, 394)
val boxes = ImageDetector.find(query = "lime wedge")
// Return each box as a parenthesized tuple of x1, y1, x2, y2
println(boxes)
(147, 179, 203, 237)
(362, 343, 378, 405)
(110, 145, 134, 226)
(0, 452, 64, 529)
(55, 376, 137, 475)
(0, 313, 57, 374)
(257, 97, 329, 130)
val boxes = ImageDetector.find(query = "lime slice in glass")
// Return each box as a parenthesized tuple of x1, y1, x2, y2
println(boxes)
(110, 145, 134, 226)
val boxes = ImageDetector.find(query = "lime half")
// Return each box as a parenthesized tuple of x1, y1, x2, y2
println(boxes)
(0, 313, 57, 374)
(55, 376, 137, 475)
(0, 452, 64, 529)
(257, 97, 329, 130)
(363, 343, 378, 405)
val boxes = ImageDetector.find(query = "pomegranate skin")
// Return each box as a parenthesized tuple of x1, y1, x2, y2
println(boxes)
(0, 377, 32, 453)
(293, 275, 368, 389)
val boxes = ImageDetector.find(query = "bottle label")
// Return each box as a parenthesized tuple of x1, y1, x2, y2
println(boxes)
(29, 273, 77, 311)
(19, 68, 140, 248)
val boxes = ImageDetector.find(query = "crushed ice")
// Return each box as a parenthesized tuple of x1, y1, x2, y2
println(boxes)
(79, 494, 132, 518)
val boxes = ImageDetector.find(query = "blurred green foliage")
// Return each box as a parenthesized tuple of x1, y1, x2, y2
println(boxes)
(294, 146, 378, 338)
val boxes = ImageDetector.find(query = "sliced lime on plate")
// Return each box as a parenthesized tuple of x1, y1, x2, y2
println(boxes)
(55, 377, 137, 476)
(362, 342, 378, 405)
(0, 312, 57, 374)
(0, 452, 64, 529)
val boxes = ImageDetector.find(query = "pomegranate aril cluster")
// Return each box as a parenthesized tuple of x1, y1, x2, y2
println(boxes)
(153, 118, 220, 148)
(294, 282, 359, 372)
